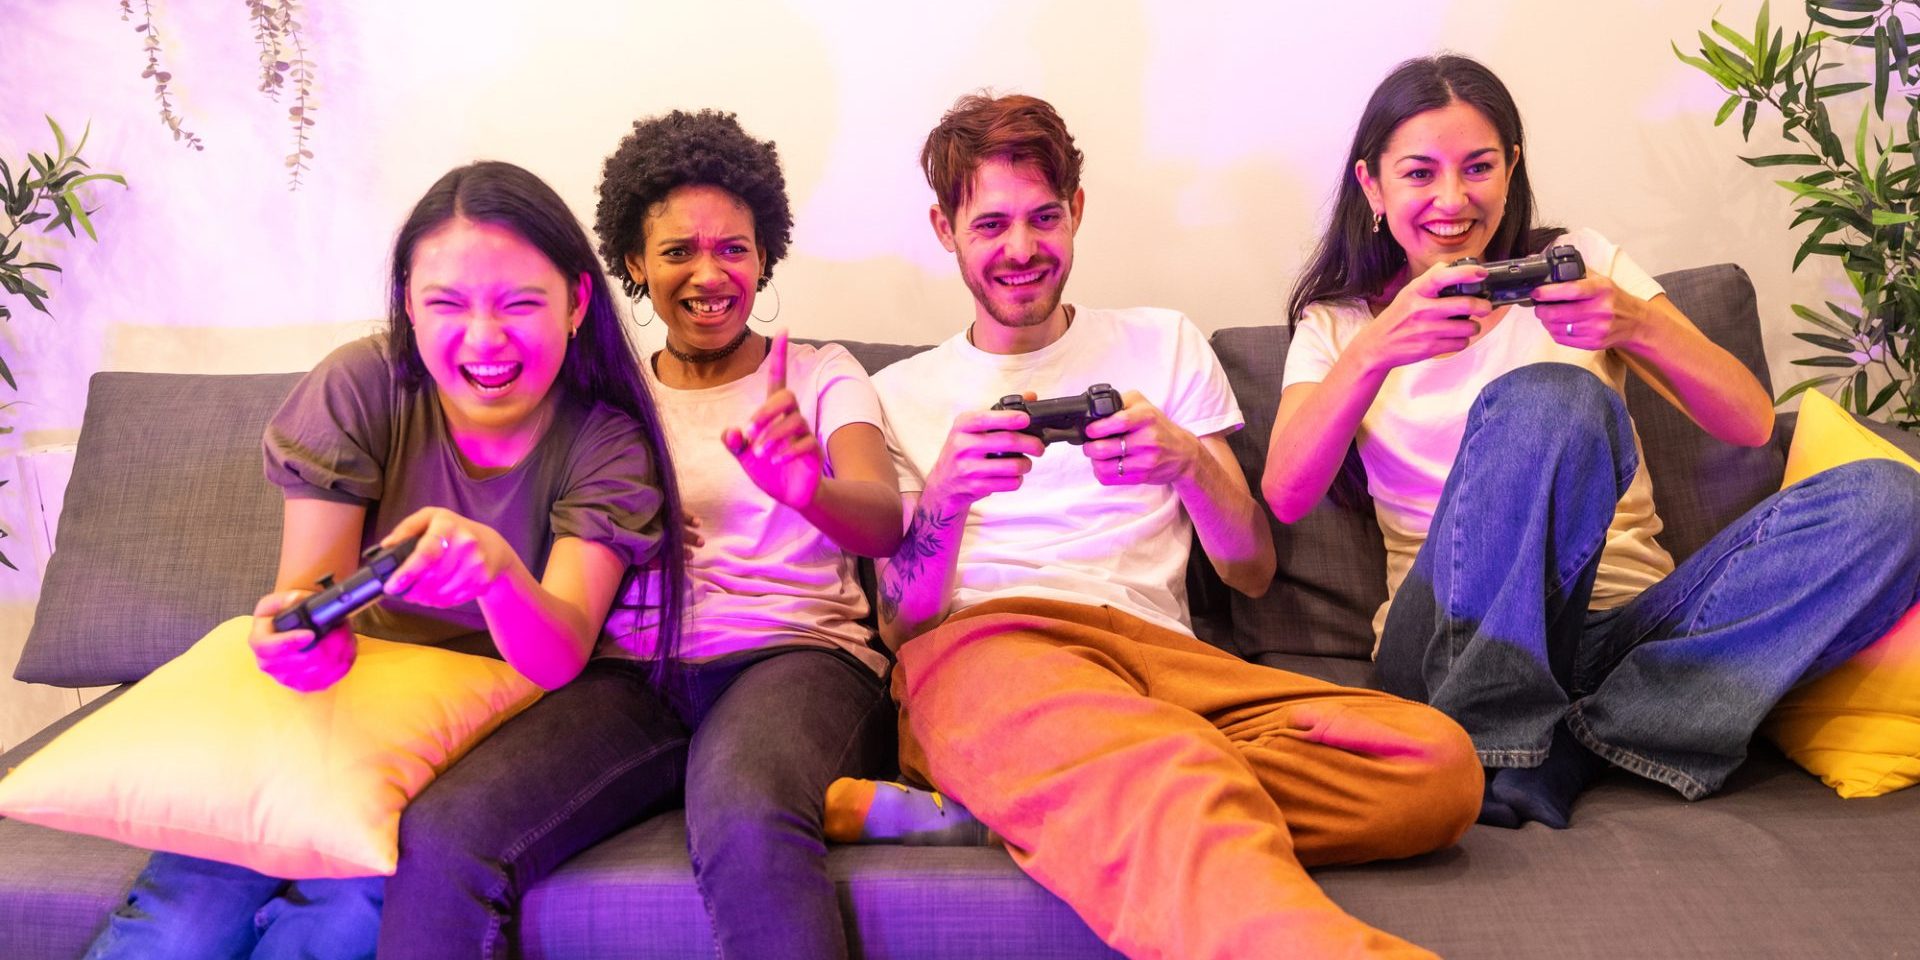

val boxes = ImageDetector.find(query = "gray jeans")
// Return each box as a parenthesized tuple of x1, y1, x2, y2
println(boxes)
(669, 645, 894, 960)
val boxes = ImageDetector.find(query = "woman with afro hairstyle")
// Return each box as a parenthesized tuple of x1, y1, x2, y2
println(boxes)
(595, 109, 903, 959)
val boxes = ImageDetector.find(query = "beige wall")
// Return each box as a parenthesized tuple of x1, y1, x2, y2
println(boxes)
(0, 0, 1836, 746)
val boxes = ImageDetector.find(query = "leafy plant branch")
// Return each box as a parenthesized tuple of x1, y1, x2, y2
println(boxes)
(1, 117, 127, 327)
(124, 1, 317, 188)
(1677, 0, 1920, 429)
(0, 118, 126, 572)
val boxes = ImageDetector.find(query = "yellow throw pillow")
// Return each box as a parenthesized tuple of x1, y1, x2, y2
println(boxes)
(1762, 391, 1920, 798)
(0, 616, 542, 878)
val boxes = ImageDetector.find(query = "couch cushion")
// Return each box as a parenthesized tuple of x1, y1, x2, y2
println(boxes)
(1623, 263, 1787, 564)
(0, 689, 145, 960)
(16, 372, 303, 687)
(1210, 325, 1387, 660)
(522, 815, 1118, 960)
(1316, 744, 1920, 959)
(0, 618, 545, 880)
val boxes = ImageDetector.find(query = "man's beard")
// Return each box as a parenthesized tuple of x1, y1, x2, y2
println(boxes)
(962, 261, 1065, 330)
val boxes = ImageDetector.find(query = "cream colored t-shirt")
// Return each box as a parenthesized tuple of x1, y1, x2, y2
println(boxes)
(1283, 228, 1676, 643)
(872, 305, 1244, 637)
(611, 341, 888, 675)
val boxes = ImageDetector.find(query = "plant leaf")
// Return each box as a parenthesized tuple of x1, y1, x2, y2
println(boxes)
(1778, 374, 1842, 403)
(1716, 94, 1742, 126)
(1742, 152, 1822, 166)
(1713, 18, 1761, 59)
(45, 115, 68, 160)
(1876, 24, 1891, 117)
(1793, 303, 1857, 336)
(1794, 355, 1861, 367)
(63, 192, 96, 241)
(1868, 381, 1901, 413)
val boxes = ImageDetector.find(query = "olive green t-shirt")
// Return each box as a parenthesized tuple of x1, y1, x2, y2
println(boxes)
(262, 335, 665, 656)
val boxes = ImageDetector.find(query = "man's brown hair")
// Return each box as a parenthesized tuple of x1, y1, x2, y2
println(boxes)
(920, 93, 1084, 221)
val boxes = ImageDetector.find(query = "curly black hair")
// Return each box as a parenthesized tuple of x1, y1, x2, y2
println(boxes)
(594, 109, 794, 300)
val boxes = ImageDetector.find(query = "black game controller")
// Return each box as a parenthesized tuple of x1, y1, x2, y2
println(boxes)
(1437, 244, 1586, 306)
(272, 537, 418, 649)
(992, 383, 1124, 449)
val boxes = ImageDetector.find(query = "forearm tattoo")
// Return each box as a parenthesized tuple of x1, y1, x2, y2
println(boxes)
(878, 503, 955, 626)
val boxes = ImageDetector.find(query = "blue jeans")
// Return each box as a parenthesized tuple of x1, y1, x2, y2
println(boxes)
(670, 645, 893, 960)
(1379, 363, 1920, 799)
(84, 853, 384, 960)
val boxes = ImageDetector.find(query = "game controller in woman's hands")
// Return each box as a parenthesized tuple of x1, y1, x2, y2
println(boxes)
(272, 537, 418, 648)
(1438, 245, 1586, 306)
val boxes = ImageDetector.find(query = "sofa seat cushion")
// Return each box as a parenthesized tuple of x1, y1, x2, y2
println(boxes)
(521, 815, 1118, 960)
(1318, 744, 1920, 959)
(0, 818, 146, 960)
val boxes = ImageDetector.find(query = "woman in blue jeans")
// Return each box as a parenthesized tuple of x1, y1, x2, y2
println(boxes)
(87, 160, 692, 959)
(592, 109, 902, 958)
(1262, 54, 1920, 829)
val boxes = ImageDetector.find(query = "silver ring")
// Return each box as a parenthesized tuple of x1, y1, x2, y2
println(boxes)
(439, 536, 451, 552)
(1120, 437, 1128, 458)
(1565, 322, 1573, 336)
(1116, 457, 1125, 477)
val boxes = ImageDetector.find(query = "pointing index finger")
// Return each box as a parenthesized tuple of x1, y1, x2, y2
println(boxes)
(767, 329, 789, 396)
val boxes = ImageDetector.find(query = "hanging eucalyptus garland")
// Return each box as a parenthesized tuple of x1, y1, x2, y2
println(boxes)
(119, 1, 318, 189)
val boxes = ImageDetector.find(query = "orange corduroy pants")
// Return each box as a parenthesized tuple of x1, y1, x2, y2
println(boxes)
(893, 598, 1481, 960)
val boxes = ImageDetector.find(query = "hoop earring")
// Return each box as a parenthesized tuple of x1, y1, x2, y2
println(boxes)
(1372, 212, 1383, 234)
(632, 290, 659, 327)
(751, 280, 781, 324)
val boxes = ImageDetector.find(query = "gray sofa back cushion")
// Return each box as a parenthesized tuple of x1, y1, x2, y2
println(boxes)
(1621, 264, 1786, 561)
(11, 270, 1793, 686)
(15, 372, 302, 686)
(1208, 263, 1788, 661)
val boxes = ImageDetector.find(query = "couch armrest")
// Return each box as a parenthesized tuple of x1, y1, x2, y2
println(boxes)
(1861, 416, 1920, 460)
(0, 686, 127, 785)
(1773, 409, 1920, 463)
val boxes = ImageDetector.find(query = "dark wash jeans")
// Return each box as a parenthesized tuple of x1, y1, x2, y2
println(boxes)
(87, 648, 891, 960)
(1379, 363, 1920, 799)
(665, 645, 893, 960)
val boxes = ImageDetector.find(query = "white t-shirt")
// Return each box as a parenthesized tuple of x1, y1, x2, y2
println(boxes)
(872, 305, 1244, 637)
(612, 341, 888, 675)
(1283, 227, 1677, 641)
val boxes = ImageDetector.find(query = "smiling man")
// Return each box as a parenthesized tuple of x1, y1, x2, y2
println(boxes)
(847, 93, 1483, 960)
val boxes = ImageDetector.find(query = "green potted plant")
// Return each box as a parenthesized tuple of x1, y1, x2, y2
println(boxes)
(1676, 0, 1919, 431)
(1, 115, 127, 569)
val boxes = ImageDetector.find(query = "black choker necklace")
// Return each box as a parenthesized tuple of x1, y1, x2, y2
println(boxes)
(664, 326, 755, 366)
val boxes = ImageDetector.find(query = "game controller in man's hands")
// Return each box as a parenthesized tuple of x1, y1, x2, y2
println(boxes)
(272, 537, 418, 649)
(992, 384, 1124, 447)
(1437, 244, 1586, 306)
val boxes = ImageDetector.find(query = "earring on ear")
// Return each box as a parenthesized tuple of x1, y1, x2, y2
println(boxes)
(569, 326, 579, 341)
(750, 279, 782, 324)
(631, 289, 658, 327)
(1372, 212, 1384, 234)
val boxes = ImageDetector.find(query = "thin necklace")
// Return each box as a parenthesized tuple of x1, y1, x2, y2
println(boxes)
(664, 325, 754, 365)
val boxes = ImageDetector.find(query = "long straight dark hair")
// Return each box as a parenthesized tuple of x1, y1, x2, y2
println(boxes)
(1286, 54, 1563, 328)
(385, 160, 687, 668)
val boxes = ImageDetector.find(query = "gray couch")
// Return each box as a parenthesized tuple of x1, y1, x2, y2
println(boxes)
(4, 263, 1918, 959)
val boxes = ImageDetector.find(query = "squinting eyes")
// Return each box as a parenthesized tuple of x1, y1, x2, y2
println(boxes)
(1404, 163, 1497, 181)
